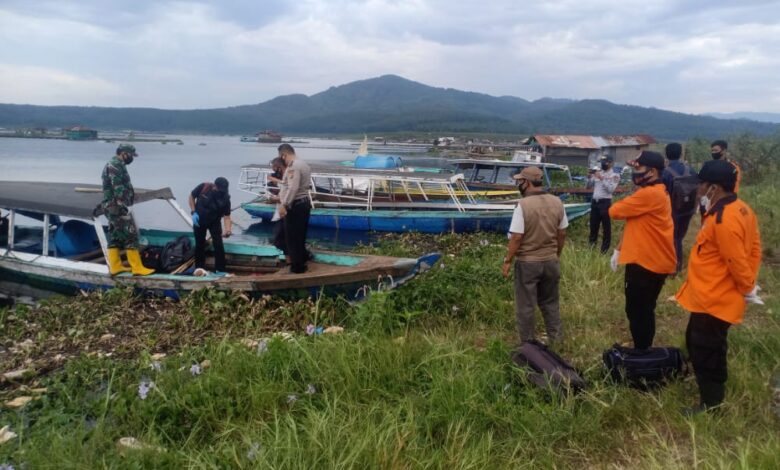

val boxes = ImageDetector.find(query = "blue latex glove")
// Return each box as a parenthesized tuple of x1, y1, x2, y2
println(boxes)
(192, 212, 200, 227)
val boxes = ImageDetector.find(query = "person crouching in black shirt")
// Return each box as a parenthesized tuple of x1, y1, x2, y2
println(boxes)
(189, 177, 232, 273)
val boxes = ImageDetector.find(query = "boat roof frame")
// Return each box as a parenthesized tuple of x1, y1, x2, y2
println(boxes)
(241, 164, 465, 184)
(0, 181, 192, 260)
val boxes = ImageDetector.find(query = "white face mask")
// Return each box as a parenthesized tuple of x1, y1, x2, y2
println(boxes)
(700, 185, 716, 211)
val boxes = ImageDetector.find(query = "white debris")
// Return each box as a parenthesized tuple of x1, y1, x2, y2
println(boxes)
(2, 369, 30, 381)
(5, 396, 34, 408)
(0, 426, 17, 445)
(117, 437, 165, 455)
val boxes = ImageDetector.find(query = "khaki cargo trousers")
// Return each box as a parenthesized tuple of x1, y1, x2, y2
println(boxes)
(514, 259, 563, 343)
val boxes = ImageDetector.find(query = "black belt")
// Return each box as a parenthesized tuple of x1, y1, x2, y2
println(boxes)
(592, 198, 612, 203)
(291, 197, 309, 206)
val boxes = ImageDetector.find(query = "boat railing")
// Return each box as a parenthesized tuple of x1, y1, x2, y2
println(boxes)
(239, 165, 484, 212)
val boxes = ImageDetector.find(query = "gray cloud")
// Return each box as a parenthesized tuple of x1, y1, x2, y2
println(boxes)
(0, 0, 777, 113)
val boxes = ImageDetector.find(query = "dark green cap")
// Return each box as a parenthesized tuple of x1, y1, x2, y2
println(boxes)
(116, 144, 137, 156)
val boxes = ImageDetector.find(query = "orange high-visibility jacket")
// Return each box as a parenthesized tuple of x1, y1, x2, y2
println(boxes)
(676, 195, 761, 324)
(609, 182, 676, 274)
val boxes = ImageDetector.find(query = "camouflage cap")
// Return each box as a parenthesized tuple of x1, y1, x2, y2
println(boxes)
(116, 144, 137, 156)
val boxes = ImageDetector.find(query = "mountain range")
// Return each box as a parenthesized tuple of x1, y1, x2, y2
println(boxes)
(1, 75, 777, 140)
(706, 112, 780, 124)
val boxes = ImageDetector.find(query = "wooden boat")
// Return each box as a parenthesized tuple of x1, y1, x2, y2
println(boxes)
(239, 165, 591, 233)
(240, 130, 283, 143)
(0, 181, 439, 301)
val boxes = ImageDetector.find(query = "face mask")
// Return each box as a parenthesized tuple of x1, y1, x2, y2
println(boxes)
(631, 170, 649, 186)
(711, 151, 723, 160)
(516, 180, 528, 195)
(600, 162, 610, 171)
(124, 154, 134, 165)
(700, 185, 716, 211)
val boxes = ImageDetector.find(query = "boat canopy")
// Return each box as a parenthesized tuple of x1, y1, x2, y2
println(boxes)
(450, 159, 569, 172)
(0, 181, 175, 219)
(449, 159, 573, 187)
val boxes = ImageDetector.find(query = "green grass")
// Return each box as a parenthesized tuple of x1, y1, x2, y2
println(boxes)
(1, 184, 779, 468)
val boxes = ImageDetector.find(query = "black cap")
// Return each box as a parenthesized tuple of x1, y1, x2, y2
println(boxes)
(214, 177, 229, 190)
(633, 151, 665, 171)
(698, 160, 737, 187)
(599, 154, 613, 163)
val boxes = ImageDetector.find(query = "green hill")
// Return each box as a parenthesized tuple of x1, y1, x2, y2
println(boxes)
(1, 75, 777, 139)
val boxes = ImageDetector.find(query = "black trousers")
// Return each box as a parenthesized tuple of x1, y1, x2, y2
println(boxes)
(589, 199, 612, 253)
(194, 219, 226, 272)
(283, 199, 311, 273)
(272, 219, 286, 254)
(686, 312, 730, 406)
(686, 313, 731, 383)
(672, 212, 694, 273)
(624, 263, 667, 350)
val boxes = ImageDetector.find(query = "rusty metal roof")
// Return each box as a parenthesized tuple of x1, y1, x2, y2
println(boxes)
(598, 134, 657, 146)
(532, 135, 600, 149)
(532, 134, 655, 149)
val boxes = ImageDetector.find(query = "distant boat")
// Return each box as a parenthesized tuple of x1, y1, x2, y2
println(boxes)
(240, 130, 283, 143)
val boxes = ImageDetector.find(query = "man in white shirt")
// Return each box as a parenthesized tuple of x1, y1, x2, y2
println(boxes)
(587, 155, 621, 253)
(502, 167, 569, 345)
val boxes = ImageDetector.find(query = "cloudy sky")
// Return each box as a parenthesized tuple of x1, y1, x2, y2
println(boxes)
(1, 0, 778, 113)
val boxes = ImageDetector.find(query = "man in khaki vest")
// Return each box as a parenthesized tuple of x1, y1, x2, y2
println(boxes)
(502, 166, 569, 344)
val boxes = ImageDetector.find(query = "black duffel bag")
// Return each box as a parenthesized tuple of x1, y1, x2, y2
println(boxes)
(141, 245, 164, 271)
(512, 340, 586, 394)
(160, 236, 194, 273)
(603, 343, 687, 389)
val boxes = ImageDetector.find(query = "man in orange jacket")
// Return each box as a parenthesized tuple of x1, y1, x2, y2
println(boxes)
(676, 159, 762, 415)
(609, 151, 676, 350)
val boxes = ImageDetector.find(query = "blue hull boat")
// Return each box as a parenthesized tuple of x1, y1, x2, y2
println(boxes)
(242, 203, 591, 234)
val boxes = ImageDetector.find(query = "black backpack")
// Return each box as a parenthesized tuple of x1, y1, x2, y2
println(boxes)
(160, 236, 194, 273)
(141, 245, 164, 271)
(603, 343, 687, 389)
(666, 165, 699, 217)
(511, 340, 586, 394)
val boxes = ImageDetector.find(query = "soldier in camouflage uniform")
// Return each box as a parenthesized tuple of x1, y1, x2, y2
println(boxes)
(101, 144, 154, 276)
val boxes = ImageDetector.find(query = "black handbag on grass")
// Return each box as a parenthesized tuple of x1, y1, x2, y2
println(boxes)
(512, 340, 586, 394)
(603, 343, 687, 389)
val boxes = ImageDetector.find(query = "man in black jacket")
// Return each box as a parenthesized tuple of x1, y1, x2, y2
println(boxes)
(189, 177, 233, 273)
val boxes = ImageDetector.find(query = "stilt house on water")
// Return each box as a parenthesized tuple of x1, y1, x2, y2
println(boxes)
(522, 134, 657, 168)
(65, 126, 98, 141)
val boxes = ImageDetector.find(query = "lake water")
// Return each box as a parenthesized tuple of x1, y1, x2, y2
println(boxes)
(0, 135, 440, 249)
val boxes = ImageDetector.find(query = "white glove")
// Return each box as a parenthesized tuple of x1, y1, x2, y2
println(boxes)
(610, 250, 620, 272)
(745, 285, 764, 305)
